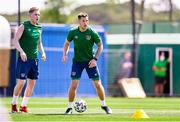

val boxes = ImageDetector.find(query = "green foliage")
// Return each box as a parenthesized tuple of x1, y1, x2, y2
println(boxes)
(2, 12, 28, 23)
(69, 2, 180, 24)
(40, 8, 67, 23)
(40, 0, 68, 23)
(2, 1, 180, 24)
(69, 3, 132, 24)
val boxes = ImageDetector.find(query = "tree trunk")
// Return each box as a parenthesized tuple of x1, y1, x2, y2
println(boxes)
(140, 0, 145, 22)
(169, 0, 173, 22)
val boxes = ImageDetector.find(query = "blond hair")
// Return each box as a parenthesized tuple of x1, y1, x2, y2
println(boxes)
(29, 7, 39, 14)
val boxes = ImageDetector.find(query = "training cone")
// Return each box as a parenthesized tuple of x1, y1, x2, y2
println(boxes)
(131, 109, 149, 119)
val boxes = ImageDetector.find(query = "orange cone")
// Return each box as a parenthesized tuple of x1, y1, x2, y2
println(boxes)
(131, 109, 149, 119)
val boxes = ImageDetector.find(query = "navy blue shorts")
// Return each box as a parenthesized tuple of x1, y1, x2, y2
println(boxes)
(71, 61, 100, 80)
(16, 58, 39, 80)
(155, 76, 165, 84)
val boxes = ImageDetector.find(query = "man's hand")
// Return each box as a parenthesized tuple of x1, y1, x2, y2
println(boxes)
(62, 55, 68, 63)
(20, 51, 27, 62)
(160, 67, 166, 71)
(41, 53, 46, 61)
(88, 59, 97, 68)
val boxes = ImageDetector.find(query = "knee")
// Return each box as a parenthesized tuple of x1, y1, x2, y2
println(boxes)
(95, 83, 102, 90)
(17, 80, 25, 86)
(71, 84, 78, 90)
(28, 80, 36, 86)
(70, 80, 79, 90)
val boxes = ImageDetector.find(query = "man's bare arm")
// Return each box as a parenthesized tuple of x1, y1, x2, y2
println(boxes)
(94, 43, 103, 60)
(13, 25, 27, 61)
(62, 40, 70, 63)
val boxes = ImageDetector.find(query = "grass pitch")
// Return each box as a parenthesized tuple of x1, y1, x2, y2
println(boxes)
(2, 97, 180, 121)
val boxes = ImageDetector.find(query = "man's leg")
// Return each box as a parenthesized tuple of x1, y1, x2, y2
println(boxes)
(20, 79, 36, 113)
(12, 79, 26, 101)
(65, 61, 83, 114)
(86, 64, 112, 114)
(155, 84, 160, 96)
(159, 84, 164, 96)
(93, 80, 105, 101)
(65, 80, 79, 114)
(93, 80, 112, 114)
(68, 80, 79, 102)
(11, 79, 26, 113)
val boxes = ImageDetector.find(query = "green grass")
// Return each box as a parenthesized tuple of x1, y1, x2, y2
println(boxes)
(2, 97, 180, 121)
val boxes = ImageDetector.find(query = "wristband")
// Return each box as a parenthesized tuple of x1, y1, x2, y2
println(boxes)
(93, 57, 98, 61)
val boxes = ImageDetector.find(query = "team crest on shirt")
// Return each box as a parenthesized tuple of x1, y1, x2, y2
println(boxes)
(86, 35, 91, 40)
(28, 28, 31, 32)
(75, 36, 78, 39)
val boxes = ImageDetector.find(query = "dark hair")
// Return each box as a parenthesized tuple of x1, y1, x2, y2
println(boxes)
(29, 7, 39, 14)
(77, 12, 88, 20)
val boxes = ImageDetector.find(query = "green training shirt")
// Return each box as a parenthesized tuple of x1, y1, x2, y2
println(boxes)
(19, 21, 41, 59)
(153, 60, 168, 77)
(67, 26, 102, 62)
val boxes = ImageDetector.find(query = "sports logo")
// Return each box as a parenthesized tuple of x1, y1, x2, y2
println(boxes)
(75, 36, 78, 39)
(72, 72, 76, 76)
(21, 73, 25, 78)
(28, 28, 31, 32)
(86, 35, 91, 40)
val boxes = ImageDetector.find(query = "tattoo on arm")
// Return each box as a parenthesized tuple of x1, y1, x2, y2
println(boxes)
(95, 43, 103, 59)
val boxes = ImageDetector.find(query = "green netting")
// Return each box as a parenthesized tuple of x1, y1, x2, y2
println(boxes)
(108, 22, 180, 34)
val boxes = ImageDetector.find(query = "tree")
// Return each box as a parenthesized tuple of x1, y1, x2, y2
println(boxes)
(169, 0, 173, 22)
(40, 0, 70, 23)
(140, 0, 145, 22)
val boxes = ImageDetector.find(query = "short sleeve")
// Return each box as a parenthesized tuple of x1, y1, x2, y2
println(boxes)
(92, 31, 102, 44)
(67, 30, 73, 43)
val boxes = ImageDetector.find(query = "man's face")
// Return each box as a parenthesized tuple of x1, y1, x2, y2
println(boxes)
(160, 55, 165, 61)
(79, 17, 89, 29)
(30, 10, 40, 24)
(124, 52, 131, 60)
